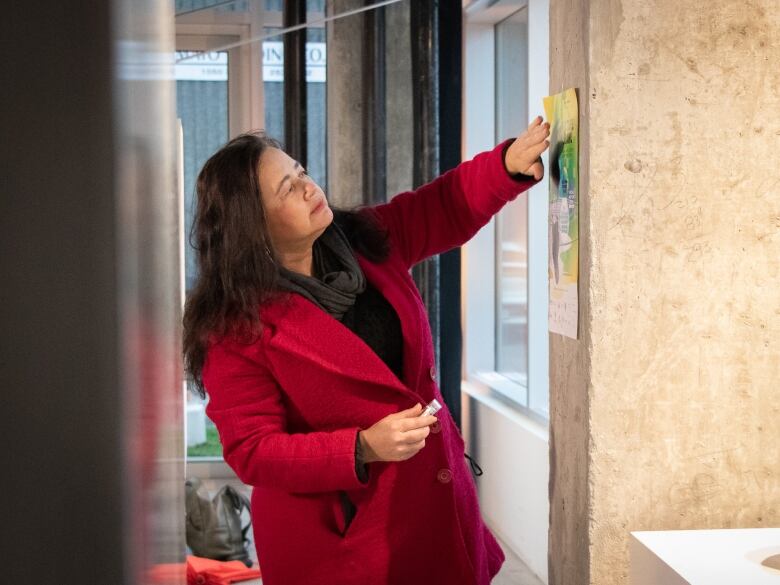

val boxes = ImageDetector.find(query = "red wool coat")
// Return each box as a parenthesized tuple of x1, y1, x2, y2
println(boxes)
(202, 140, 537, 585)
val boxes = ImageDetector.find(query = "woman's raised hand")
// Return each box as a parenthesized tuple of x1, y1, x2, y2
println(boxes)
(504, 116, 551, 180)
(358, 403, 438, 463)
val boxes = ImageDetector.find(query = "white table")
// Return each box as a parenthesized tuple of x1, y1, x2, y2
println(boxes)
(630, 528, 780, 585)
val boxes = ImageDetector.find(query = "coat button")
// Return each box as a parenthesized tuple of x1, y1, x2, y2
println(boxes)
(437, 468, 452, 483)
(430, 420, 441, 433)
(429, 366, 436, 380)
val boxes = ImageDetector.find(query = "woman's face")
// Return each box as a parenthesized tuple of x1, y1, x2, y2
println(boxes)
(257, 147, 333, 253)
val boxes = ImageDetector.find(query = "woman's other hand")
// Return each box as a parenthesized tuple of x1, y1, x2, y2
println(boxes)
(358, 404, 438, 463)
(504, 116, 551, 180)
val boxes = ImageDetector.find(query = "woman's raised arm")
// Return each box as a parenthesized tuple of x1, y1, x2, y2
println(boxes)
(367, 118, 548, 270)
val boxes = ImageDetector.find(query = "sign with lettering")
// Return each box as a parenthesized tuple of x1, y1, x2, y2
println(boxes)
(175, 42, 327, 83)
(175, 51, 228, 81)
(262, 42, 326, 83)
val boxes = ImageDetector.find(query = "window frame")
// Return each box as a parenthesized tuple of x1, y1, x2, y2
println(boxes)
(175, 18, 262, 467)
(175, 0, 276, 134)
(175, 5, 329, 468)
(462, 0, 549, 421)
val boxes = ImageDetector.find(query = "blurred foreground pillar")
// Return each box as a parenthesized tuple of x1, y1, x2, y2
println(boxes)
(1, 0, 185, 583)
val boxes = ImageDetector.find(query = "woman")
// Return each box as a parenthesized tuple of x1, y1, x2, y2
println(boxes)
(183, 117, 550, 585)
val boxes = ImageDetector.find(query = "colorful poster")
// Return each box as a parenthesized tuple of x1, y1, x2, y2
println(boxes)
(544, 88, 579, 339)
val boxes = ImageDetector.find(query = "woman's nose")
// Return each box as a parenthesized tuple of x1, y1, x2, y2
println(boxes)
(302, 179, 315, 200)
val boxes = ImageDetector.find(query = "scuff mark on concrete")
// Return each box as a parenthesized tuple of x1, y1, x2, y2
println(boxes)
(624, 159, 643, 173)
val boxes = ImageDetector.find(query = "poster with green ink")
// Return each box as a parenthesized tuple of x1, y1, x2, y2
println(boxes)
(544, 88, 579, 339)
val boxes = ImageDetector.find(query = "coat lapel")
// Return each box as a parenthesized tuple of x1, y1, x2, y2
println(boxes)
(263, 254, 425, 404)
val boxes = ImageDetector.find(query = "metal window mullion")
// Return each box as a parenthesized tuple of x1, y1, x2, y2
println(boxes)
(410, 0, 441, 399)
(437, 0, 464, 430)
(363, 0, 387, 205)
(284, 0, 307, 165)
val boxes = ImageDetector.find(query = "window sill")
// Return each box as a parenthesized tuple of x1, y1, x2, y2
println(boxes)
(461, 378, 549, 441)
(186, 458, 236, 480)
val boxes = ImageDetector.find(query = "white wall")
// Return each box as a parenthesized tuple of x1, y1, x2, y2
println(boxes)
(461, 386, 550, 583)
(461, 1, 550, 582)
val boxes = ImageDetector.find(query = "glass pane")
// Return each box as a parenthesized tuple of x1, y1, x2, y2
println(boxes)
(176, 50, 229, 292)
(262, 16, 327, 189)
(176, 49, 229, 458)
(262, 30, 285, 141)
(306, 18, 327, 188)
(494, 8, 529, 398)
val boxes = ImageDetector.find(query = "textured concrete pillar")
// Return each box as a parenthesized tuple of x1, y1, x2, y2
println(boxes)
(326, 0, 412, 205)
(548, 1, 591, 583)
(385, 0, 413, 196)
(326, 0, 365, 207)
(549, 1, 780, 584)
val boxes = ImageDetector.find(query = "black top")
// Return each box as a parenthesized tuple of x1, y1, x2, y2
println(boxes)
(340, 280, 404, 382)
(338, 280, 402, 530)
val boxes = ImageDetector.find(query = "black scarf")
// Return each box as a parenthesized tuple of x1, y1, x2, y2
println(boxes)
(276, 222, 366, 321)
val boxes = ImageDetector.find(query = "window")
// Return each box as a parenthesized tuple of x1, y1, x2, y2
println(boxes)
(176, 48, 230, 458)
(176, 50, 229, 293)
(262, 0, 327, 187)
(463, 0, 549, 419)
(175, 0, 330, 458)
(495, 8, 529, 394)
(175, 1, 259, 460)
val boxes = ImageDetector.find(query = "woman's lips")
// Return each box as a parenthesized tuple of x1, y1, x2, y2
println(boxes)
(311, 199, 326, 214)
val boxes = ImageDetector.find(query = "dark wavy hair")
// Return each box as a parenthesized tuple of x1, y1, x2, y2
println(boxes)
(183, 131, 389, 398)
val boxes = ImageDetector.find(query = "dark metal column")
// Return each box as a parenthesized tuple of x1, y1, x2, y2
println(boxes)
(284, 0, 308, 165)
(410, 1, 440, 189)
(437, 0, 463, 429)
(410, 0, 442, 412)
(363, 1, 387, 205)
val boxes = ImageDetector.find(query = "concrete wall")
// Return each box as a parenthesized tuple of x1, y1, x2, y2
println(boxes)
(548, 0, 591, 583)
(385, 0, 413, 196)
(549, 1, 780, 583)
(326, 0, 412, 204)
(326, 0, 364, 206)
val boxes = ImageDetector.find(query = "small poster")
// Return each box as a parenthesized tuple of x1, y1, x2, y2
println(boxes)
(544, 88, 579, 339)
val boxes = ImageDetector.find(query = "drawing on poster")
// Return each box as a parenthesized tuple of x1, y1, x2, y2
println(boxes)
(544, 88, 579, 339)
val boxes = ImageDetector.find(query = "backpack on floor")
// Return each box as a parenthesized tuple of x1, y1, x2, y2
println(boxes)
(185, 477, 253, 567)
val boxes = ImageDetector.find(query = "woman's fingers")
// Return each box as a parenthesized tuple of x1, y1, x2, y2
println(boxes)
(399, 414, 437, 432)
(527, 161, 545, 181)
(523, 118, 548, 138)
(531, 139, 551, 157)
(395, 403, 423, 418)
(400, 438, 427, 458)
(518, 133, 550, 158)
(400, 425, 431, 444)
(517, 123, 550, 151)
(368, 406, 439, 462)
(529, 123, 550, 142)
(411, 439, 426, 452)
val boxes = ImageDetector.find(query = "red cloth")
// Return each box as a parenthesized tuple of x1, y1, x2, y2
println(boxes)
(186, 556, 262, 585)
(203, 141, 537, 585)
(146, 562, 187, 585)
